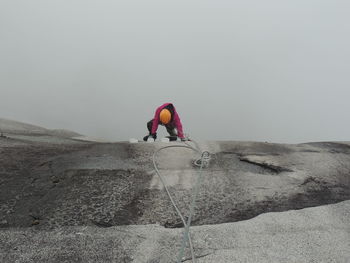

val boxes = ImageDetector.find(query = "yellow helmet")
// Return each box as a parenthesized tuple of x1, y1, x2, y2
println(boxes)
(160, 109, 171, 124)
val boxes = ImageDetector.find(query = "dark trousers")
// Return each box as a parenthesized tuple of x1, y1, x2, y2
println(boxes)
(147, 119, 177, 137)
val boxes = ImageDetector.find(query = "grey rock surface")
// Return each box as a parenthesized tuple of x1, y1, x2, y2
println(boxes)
(0, 201, 349, 262)
(2, 139, 348, 229)
(0, 119, 349, 262)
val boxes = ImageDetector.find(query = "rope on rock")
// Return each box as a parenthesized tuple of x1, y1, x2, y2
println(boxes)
(152, 140, 210, 262)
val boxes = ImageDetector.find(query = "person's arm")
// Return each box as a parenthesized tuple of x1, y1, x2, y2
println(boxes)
(151, 107, 162, 135)
(173, 112, 184, 139)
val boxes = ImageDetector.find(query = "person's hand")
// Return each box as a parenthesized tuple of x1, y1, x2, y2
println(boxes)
(143, 133, 157, 141)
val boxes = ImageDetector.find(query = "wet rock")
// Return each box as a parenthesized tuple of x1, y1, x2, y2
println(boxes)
(0, 201, 349, 263)
(31, 219, 40, 226)
(52, 178, 59, 184)
(0, 139, 349, 229)
(0, 219, 8, 227)
(0, 125, 349, 262)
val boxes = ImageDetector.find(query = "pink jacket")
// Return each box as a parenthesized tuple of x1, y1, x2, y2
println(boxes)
(151, 103, 184, 138)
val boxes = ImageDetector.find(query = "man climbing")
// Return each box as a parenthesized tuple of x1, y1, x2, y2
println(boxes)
(143, 103, 187, 142)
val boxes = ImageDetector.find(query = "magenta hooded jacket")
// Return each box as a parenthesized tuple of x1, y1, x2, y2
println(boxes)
(151, 103, 184, 138)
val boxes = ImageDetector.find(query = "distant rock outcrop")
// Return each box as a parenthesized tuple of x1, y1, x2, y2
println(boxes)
(47, 129, 82, 138)
(0, 118, 48, 134)
(0, 118, 81, 137)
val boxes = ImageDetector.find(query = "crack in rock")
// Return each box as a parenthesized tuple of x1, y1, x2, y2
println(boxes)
(181, 252, 214, 262)
(239, 155, 293, 173)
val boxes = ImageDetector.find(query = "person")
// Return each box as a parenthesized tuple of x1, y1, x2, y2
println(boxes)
(143, 103, 186, 141)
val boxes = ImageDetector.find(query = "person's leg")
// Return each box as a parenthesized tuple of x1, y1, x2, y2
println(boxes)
(166, 124, 178, 141)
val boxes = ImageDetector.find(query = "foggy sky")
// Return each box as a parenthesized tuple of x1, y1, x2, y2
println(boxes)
(1, 0, 349, 143)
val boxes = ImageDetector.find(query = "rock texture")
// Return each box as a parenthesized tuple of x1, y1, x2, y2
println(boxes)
(0, 119, 349, 262)
(1, 201, 349, 262)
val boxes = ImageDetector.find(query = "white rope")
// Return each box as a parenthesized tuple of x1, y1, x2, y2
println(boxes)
(152, 140, 210, 262)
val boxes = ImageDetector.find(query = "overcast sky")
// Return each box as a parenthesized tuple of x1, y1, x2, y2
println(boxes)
(1, 0, 349, 143)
